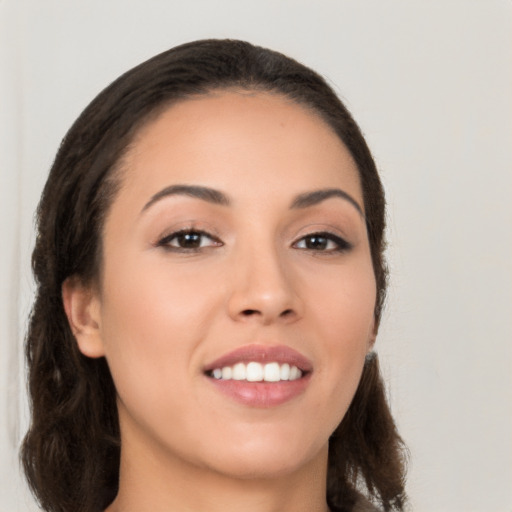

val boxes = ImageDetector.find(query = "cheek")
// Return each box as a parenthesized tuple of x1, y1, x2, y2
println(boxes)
(97, 257, 221, 410)
(306, 255, 376, 344)
(303, 259, 376, 422)
(100, 252, 219, 341)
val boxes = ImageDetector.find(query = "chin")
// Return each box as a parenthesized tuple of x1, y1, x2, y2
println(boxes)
(197, 431, 328, 481)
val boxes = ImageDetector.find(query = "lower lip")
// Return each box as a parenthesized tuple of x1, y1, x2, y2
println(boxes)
(207, 375, 311, 408)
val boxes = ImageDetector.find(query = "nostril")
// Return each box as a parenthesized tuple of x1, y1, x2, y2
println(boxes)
(241, 309, 259, 316)
(241, 308, 294, 318)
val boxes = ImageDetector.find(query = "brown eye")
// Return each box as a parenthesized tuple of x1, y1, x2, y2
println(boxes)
(303, 235, 329, 250)
(174, 232, 204, 248)
(294, 232, 351, 252)
(158, 230, 222, 251)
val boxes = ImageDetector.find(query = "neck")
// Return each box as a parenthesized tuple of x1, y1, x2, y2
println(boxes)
(105, 429, 330, 512)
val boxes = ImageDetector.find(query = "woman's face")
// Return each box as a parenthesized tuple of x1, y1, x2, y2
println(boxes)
(82, 91, 376, 479)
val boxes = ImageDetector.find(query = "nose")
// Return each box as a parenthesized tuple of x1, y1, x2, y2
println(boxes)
(226, 243, 303, 325)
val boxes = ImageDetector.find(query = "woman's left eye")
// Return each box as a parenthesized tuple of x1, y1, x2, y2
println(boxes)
(157, 230, 222, 251)
(293, 232, 351, 252)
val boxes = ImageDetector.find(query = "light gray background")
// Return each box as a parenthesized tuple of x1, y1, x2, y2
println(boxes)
(1, 1, 511, 511)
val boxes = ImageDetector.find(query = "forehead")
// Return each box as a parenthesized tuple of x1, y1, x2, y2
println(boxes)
(119, 90, 363, 207)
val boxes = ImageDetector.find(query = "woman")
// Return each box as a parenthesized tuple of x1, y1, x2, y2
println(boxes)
(21, 39, 407, 512)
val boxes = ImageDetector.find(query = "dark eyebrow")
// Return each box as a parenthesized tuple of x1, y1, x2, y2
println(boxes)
(141, 184, 363, 217)
(141, 184, 230, 213)
(290, 188, 364, 216)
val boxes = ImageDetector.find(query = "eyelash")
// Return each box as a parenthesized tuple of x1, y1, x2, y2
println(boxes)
(156, 229, 352, 254)
(156, 229, 222, 252)
(293, 232, 352, 253)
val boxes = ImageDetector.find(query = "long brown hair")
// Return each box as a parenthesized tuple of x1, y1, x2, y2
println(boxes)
(21, 39, 407, 512)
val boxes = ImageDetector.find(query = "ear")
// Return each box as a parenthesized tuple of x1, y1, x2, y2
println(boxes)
(62, 276, 105, 358)
(367, 317, 378, 353)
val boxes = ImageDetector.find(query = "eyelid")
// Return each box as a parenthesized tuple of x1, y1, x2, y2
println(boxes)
(154, 224, 224, 252)
(152, 222, 353, 254)
(160, 229, 220, 244)
(290, 220, 354, 251)
(292, 231, 352, 252)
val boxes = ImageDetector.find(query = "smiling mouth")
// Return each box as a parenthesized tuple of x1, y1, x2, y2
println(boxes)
(203, 344, 312, 408)
(206, 361, 305, 382)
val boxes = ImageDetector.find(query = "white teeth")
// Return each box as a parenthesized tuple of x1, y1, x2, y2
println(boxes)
(232, 363, 246, 380)
(221, 366, 232, 380)
(264, 362, 281, 382)
(246, 362, 263, 381)
(209, 362, 303, 382)
(289, 365, 300, 381)
(280, 363, 290, 381)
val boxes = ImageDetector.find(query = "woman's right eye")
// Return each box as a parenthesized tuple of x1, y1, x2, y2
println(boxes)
(157, 229, 222, 252)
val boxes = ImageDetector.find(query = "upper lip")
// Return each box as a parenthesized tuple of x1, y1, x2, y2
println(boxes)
(203, 344, 313, 373)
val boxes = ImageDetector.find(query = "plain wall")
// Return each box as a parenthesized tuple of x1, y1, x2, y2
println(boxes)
(1, 1, 511, 511)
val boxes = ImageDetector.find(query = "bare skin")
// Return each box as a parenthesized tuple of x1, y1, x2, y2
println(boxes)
(63, 90, 376, 512)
